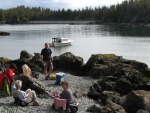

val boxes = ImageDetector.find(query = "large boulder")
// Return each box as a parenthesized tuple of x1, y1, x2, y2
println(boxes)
(100, 100, 126, 113)
(53, 52, 83, 72)
(9, 59, 43, 74)
(20, 50, 33, 60)
(123, 90, 150, 113)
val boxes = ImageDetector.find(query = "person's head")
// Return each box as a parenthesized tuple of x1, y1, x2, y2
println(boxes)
(45, 42, 49, 49)
(15, 80, 22, 90)
(10, 63, 17, 71)
(61, 81, 69, 89)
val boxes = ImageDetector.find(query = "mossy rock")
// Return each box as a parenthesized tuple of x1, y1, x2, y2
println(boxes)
(0, 32, 10, 36)
(92, 54, 117, 60)
(0, 57, 11, 64)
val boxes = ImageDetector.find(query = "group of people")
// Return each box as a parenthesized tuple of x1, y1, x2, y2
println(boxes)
(1, 42, 76, 111)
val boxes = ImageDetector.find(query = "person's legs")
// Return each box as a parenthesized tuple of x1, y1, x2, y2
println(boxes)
(44, 62, 49, 80)
(27, 90, 40, 106)
(48, 61, 53, 76)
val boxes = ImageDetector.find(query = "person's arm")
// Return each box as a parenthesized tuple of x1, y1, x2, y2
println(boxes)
(11, 82, 16, 96)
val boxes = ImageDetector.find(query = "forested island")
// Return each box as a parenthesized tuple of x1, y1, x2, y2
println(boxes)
(0, 0, 150, 24)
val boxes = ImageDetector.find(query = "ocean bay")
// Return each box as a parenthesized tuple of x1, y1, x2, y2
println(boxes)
(0, 24, 150, 66)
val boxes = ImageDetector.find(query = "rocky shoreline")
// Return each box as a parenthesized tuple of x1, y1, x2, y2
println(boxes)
(0, 50, 150, 113)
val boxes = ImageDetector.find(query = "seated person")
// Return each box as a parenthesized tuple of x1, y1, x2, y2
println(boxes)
(59, 81, 74, 107)
(11, 80, 40, 106)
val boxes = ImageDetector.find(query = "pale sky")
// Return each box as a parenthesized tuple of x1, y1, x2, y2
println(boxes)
(0, 0, 125, 10)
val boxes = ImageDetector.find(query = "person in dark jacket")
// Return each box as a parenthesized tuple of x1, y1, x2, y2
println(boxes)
(40, 42, 53, 80)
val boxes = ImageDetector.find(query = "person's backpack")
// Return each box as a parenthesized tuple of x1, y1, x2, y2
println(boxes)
(0, 73, 6, 90)
(0, 73, 10, 95)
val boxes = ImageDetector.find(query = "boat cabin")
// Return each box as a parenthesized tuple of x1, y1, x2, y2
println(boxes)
(52, 37, 68, 43)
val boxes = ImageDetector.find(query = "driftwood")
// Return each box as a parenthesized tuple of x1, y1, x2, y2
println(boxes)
(14, 75, 51, 98)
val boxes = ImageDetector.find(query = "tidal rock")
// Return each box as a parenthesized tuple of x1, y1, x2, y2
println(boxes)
(100, 91, 120, 105)
(115, 78, 132, 95)
(0, 57, 11, 64)
(100, 100, 126, 113)
(53, 52, 83, 72)
(0, 32, 10, 36)
(87, 86, 101, 100)
(86, 104, 101, 113)
(136, 109, 149, 113)
(123, 90, 150, 113)
(20, 50, 33, 60)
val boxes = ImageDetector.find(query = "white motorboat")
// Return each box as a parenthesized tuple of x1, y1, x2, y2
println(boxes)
(49, 37, 73, 47)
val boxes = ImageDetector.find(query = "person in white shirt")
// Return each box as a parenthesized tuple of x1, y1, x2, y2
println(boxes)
(11, 80, 40, 106)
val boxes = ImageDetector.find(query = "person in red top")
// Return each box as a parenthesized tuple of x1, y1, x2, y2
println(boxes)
(5, 63, 17, 84)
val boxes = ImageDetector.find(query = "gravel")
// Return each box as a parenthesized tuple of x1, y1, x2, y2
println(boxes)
(0, 71, 97, 113)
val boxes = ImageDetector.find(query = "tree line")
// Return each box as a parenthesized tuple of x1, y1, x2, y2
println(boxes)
(0, 0, 150, 24)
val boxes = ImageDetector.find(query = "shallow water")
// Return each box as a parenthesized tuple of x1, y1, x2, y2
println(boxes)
(0, 24, 150, 67)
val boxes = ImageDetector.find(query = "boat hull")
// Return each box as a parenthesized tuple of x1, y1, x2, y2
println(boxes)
(49, 42, 72, 47)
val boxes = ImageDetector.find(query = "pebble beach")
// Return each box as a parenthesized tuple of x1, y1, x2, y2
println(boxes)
(0, 72, 97, 113)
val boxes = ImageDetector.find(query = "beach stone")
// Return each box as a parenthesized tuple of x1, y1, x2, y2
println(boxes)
(136, 109, 149, 113)
(86, 104, 101, 112)
(115, 78, 132, 95)
(100, 91, 120, 105)
(87, 86, 101, 100)
(20, 50, 33, 60)
(123, 90, 150, 113)
(100, 100, 126, 113)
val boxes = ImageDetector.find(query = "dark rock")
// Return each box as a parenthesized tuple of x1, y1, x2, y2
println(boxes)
(88, 86, 101, 100)
(20, 50, 33, 60)
(120, 59, 148, 70)
(93, 82, 103, 93)
(9, 59, 43, 74)
(86, 104, 101, 112)
(115, 78, 132, 95)
(53, 52, 83, 72)
(31, 71, 39, 79)
(100, 100, 126, 113)
(0, 57, 11, 64)
(101, 81, 116, 91)
(100, 91, 120, 105)
(123, 90, 150, 113)
(136, 109, 149, 113)
(0, 32, 10, 36)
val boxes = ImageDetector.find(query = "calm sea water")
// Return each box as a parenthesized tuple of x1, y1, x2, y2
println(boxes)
(0, 24, 150, 67)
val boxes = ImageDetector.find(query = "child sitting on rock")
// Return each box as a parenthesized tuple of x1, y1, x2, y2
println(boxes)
(11, 80, 40, 106)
